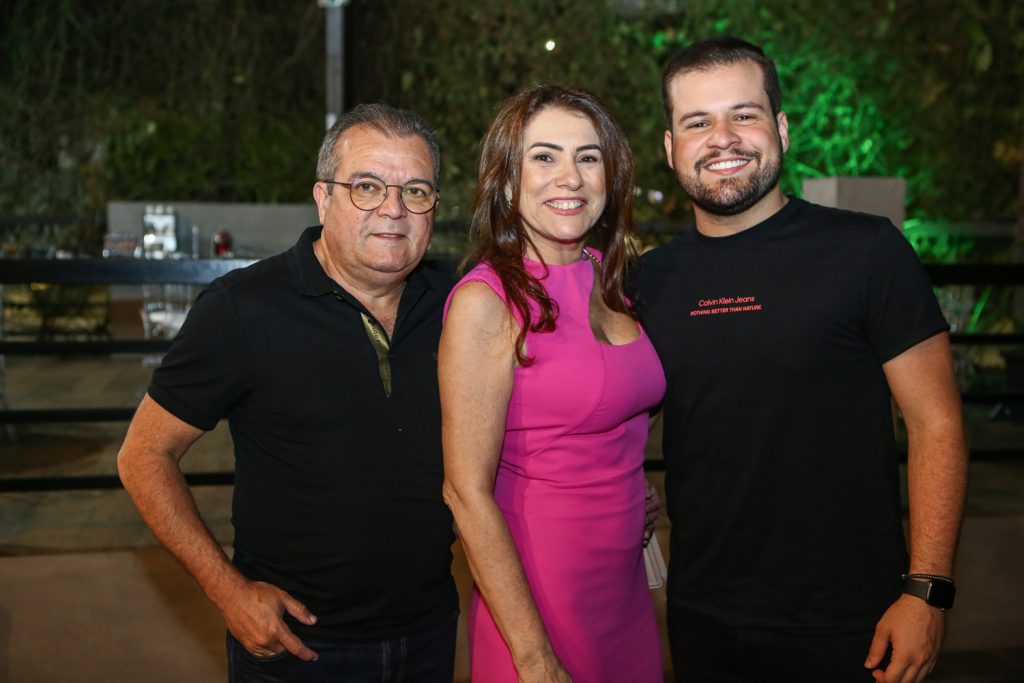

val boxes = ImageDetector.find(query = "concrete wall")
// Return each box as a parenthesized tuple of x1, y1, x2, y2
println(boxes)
(802, 177, 906, 229)
(107, 201, 319, 259)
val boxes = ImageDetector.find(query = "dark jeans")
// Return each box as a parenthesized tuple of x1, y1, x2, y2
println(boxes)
(227, 610, 458, 683)
(669, 603, 884, 683)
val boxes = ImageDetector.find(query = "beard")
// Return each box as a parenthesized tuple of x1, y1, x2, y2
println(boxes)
(677, 146, 784, 217)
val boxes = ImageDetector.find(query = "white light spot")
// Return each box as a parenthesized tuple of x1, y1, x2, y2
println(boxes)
(545, 40, 556, 51)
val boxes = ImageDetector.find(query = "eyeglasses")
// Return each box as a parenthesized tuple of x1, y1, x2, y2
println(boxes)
(321, 175, 439, 214)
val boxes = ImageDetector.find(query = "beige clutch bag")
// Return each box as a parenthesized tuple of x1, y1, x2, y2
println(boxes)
(644, 535, 667, 589)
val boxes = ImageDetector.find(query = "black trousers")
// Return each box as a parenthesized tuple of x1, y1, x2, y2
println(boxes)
(668, 603, 884, 683)
(227, 609, 458, 683)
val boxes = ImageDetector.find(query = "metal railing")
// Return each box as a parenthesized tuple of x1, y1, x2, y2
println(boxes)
(0, 258, 254, 492)
(2, 260, 1023, 489)
(917, 264, 1024, 461)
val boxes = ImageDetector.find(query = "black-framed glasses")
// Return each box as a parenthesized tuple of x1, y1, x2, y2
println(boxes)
(320, 175, 439, 214)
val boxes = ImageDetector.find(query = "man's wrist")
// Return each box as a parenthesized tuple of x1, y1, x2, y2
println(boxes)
(901, 573, 956, 611)
(205, 561, 250, 610)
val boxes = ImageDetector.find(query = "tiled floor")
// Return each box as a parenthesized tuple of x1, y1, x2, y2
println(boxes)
(1, 356, 1023, 681)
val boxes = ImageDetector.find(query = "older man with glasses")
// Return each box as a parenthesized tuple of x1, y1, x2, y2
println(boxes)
(118, 103, 459, 683)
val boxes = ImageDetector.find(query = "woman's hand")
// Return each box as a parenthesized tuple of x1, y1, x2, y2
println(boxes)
(644, 480, 661, 546)
(517, 650, 574, 682)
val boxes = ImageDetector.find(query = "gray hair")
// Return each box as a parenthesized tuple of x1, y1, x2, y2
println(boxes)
(316, 103, 441, 187)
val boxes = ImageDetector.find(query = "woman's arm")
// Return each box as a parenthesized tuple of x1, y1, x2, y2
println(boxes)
(440, 282, 571, 683)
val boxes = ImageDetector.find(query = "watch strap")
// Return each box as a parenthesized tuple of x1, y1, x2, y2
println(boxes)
(901, 573, 956, 610)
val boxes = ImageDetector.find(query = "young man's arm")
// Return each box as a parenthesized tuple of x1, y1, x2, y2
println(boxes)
(865, 332, 968, 683)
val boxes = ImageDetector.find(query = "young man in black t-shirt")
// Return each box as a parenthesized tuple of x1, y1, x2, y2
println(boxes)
(636, 37, 967, 683)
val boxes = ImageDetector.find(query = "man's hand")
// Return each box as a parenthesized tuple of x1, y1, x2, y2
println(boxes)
(220, 579, 320, 662)
(643, 481, 661, 546)
(864, 594, 945, 683)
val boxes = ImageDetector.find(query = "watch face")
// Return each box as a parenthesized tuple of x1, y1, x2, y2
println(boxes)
(928, 580, 956, 609)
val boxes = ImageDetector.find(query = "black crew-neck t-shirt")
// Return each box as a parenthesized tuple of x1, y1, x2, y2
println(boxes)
(636, 198, 948, 632)
(149, 226, 457, 641)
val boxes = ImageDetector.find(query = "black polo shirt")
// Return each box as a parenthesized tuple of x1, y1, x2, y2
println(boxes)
(149, 225, 457, 641)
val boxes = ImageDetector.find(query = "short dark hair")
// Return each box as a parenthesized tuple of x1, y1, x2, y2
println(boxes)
(661, 36, 782, 125)
(316, 103, 441, 185)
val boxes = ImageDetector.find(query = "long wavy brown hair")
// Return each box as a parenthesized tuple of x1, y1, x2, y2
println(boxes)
(464, 85, 638, 365)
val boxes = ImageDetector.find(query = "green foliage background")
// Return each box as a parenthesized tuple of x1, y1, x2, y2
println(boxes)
(1, 0, 1021, 250)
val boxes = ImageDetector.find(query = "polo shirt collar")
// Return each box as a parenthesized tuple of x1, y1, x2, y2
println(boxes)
(290, 225, 335, 296)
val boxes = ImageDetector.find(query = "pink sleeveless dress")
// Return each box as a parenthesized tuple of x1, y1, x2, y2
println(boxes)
(445, 252, 665, 682)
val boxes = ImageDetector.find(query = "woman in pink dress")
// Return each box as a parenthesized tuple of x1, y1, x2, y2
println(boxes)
(440, 85, 665, 682)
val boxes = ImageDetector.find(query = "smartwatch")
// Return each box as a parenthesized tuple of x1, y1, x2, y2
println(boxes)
(901, 573, 956, 611)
